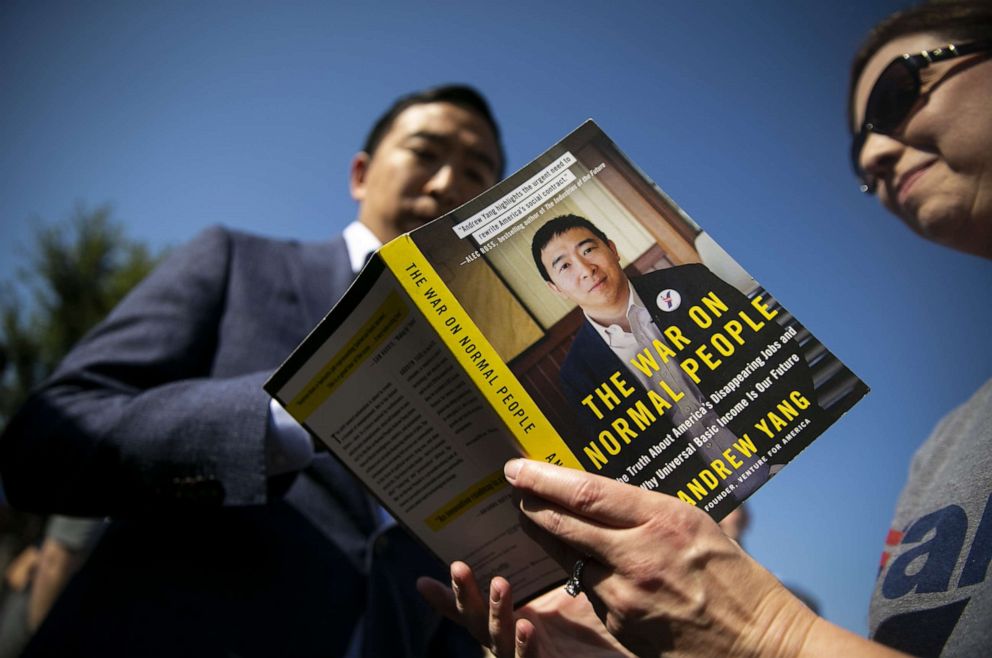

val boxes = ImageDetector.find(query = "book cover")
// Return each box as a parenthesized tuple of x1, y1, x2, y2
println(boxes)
(265, 120, 868, 602)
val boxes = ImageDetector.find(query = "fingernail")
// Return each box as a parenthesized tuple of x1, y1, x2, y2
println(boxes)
(504, 459, 522, 482)
(491, 585, 501, 604)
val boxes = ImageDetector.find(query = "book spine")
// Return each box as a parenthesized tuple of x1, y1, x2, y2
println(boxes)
(381, 236, 581, 469)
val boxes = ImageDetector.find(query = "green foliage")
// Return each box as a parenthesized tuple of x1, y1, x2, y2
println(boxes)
(0, 205, 163, 426)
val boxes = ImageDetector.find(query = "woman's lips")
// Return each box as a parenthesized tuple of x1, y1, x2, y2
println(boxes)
(897, 161, 935, 207)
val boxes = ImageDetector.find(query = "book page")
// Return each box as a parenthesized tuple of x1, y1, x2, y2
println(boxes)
(267, 259, 563, 601)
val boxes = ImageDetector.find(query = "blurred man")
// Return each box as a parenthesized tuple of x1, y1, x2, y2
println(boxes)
(0, 84, 503, 657)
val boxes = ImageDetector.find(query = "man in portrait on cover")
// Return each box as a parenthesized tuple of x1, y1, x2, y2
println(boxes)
(531, 214, 818, 502)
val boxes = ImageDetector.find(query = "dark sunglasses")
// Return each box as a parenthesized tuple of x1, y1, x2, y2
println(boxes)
(851, 40, 991, 194)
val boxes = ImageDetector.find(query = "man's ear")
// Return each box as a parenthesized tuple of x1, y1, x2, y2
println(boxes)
(349, 152, 371, 202)
(607, 239, 621, 261)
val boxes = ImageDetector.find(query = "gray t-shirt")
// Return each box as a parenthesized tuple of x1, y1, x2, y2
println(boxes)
(869, 380, 992, 657)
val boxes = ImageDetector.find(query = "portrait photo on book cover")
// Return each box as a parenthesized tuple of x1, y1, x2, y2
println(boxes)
(410, 123, 866, 515)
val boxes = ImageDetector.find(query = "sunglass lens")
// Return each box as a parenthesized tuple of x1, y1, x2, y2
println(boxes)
(865, 58, 919, 133)
(853, 58, 919, 192)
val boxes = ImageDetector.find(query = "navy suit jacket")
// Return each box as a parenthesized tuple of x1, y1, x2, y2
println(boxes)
(0, 226, 479, 657)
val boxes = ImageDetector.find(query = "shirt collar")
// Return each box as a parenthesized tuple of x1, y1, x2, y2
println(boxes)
(585, 281, 643, 345)
(343, 221, 382, 274)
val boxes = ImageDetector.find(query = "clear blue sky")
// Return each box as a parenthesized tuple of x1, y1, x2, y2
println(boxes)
(2, 0, 990, 637)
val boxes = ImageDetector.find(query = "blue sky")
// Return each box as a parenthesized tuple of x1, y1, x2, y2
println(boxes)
(2, 0, 990, 636)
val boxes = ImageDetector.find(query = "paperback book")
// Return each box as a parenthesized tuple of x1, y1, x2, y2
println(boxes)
(265, 121, 868, 602)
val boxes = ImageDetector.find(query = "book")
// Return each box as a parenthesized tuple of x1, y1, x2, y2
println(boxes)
(264, 120, 868, 603)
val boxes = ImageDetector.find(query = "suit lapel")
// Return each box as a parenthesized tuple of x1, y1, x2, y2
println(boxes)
(278, 234, 377, 540)
(287, 234, 354, 330)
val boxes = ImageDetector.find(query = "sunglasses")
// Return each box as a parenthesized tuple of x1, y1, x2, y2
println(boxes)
(851, 40, 991, 194)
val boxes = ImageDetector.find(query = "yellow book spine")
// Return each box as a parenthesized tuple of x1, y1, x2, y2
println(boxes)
(381, 236, 581, 469)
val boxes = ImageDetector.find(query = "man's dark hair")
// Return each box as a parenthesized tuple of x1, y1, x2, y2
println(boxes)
(531, 214, 611, 282)
(848, 0, 992, 131)
(362, 84, 505, 177)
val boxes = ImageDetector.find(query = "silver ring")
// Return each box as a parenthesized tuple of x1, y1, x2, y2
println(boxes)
(563, 558, 585, 597)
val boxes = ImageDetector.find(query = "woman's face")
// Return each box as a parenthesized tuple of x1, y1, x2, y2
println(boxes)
(853, 31, 992, 258)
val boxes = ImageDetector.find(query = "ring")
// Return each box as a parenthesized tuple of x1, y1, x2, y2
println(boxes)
(563, 558, 586, 597)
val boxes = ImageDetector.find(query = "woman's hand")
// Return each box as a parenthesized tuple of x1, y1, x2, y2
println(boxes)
(503, 459, 817, 658)
(422, 459, 908, 658)
(418, 560, 633, 658)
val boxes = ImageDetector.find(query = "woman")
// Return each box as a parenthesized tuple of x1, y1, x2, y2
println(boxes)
(419, 1, 992, 656)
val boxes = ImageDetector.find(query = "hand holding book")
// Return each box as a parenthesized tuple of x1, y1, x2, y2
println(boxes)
(422, 459, 910, 658)
(500, 458, 810, 657)
(418, 558, 632, 658)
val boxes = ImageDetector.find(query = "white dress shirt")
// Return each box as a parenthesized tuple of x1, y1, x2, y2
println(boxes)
(584, 282, 766, 496)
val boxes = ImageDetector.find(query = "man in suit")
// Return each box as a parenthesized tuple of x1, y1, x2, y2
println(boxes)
(531, 215, 817, 514)
(0, 84, 503, 657)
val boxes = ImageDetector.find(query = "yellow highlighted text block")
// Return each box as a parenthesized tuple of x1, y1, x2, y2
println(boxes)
(288, 291, 408, 421)
(426, 469, 507, 532)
